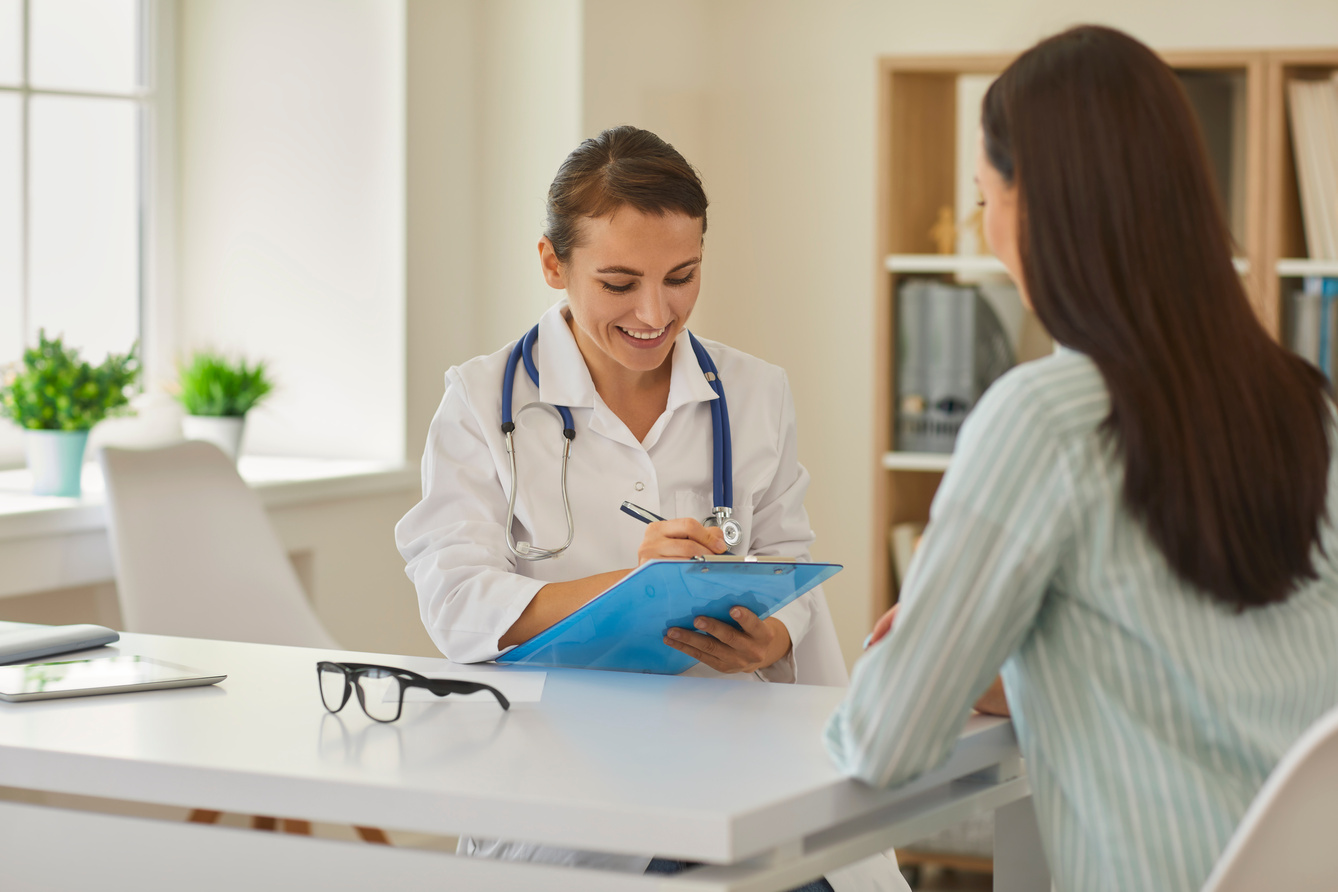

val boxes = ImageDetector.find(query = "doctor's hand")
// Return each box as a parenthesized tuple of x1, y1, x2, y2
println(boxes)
(663, 606, 792, 674)
(636, 517, 728, 565)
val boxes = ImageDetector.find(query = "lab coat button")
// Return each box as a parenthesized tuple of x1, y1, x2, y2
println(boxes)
(634, 482, 645, 492)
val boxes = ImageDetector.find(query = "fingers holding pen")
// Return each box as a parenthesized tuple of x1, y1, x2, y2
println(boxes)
(637, 517, 728, 565)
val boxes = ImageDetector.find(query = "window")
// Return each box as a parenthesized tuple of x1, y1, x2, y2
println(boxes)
(0, 0, 152, 371)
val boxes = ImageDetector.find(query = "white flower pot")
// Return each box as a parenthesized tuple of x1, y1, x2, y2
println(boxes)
(182, 415, 247, 462)
(25, 429, 90, 497)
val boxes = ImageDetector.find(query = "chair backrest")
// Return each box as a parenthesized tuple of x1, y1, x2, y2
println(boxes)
(99, 442, 339, 649)
(1201, 705, 1338, 892)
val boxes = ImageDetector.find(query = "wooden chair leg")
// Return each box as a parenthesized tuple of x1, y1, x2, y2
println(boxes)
(354, 826, 391, 845)
(251, 815, 278, 831)
(187, 809, 222, 824)
(281, 819, 312, 835)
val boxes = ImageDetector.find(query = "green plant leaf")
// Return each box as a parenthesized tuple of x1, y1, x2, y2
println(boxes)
(0, 330, 140, 431)
(175, 351, 275, 417)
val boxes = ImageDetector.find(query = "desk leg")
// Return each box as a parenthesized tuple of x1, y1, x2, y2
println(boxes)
(993, 794, 1050, 892)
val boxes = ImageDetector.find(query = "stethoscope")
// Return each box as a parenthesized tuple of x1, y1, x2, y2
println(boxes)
(501, 323, 741, 561)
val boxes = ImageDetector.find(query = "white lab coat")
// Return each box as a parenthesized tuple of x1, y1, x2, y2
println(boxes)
(396, 300, 907, 892)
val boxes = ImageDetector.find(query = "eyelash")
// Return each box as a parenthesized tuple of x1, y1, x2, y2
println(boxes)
(600, 271, 696, 294)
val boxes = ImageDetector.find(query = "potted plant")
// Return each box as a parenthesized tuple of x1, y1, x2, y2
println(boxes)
(175, 351, 274, 462)
(0, 331, 140, 497)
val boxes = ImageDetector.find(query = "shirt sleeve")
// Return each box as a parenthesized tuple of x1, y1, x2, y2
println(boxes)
(394, 369, 546, 664)
(824, 370, 1076, 786)
(750, 369, 823, 684)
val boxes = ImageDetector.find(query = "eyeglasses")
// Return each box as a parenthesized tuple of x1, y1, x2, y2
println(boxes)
(317, 661, 510, 723)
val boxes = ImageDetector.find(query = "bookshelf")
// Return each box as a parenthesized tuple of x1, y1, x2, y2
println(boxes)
(872, 48, 1338, 621)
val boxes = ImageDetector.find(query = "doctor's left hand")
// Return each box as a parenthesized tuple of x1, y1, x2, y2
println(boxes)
(664, 606, 792, 674)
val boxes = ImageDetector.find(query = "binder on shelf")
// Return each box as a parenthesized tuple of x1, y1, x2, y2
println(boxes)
(1288, 276, 1338, 378)
(895, 280, 1014, 454)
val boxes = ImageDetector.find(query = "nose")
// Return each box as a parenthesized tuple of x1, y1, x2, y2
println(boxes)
(635, 284, 673, 329)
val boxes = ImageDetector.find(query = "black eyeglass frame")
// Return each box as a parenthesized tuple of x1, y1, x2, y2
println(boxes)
(316, 661, 511, 723)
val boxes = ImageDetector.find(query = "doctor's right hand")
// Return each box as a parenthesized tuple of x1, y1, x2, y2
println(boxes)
(637, 517, 728, 565)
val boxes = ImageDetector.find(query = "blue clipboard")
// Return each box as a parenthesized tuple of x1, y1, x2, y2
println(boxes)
(496, 557, 842, 675)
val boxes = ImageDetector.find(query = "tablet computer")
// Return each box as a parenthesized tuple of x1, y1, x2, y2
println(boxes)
(497, 556, 842, 675)
(0, 655, 226, 702)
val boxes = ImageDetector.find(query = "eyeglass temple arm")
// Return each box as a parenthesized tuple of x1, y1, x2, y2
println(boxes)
(415, 678, 511, 710)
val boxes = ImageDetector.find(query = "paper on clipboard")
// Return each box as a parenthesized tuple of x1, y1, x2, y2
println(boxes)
(496, 557, 842, 675)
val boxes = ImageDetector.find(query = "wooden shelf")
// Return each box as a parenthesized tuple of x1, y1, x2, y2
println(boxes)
(888, 254, 1250, 275)
(1277, 258, 1338, 277)
(885, 254, 1007, 274)
(882, 451, 953, 472)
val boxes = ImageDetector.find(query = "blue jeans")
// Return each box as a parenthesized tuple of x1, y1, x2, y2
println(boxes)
(644, 858, 835, 891)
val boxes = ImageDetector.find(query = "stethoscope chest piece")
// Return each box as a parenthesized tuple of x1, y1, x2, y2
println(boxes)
(705, 507, 743, 549)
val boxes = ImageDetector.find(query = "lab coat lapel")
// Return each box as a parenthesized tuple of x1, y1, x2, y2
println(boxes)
(534, 301, 640, 450)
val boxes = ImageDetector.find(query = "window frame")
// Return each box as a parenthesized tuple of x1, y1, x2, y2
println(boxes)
(0, 0, 175, 469)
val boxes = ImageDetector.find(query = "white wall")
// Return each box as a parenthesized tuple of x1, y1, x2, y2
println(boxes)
(403, 0, 584, 463)
(176, 0, 406, 463)
(573, 0, 1338, 667)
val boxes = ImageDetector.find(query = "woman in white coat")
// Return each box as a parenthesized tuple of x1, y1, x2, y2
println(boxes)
(396, 125, 904, 892)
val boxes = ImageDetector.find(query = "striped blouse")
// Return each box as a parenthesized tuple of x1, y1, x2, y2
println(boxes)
(825, 350, 1338, 892)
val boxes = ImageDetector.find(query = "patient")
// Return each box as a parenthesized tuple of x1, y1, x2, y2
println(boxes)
(828, 24, 1338, 892)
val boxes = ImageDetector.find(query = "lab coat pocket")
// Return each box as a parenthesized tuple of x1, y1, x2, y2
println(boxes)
(674, 491, 753, 555)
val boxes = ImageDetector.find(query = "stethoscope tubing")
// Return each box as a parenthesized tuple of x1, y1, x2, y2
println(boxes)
(690, 334, 732, 510)
(501, 323, 732, 560)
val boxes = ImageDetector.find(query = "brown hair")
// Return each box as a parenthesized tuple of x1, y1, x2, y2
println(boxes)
(545, 125, 708, 262)
(982, 25, 1331, 609)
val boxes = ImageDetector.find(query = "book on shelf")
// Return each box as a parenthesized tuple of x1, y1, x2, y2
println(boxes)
(1289, 276, 1338, 378)
(1286, 74, 1338, 260)
(895, 280, 1014, 454)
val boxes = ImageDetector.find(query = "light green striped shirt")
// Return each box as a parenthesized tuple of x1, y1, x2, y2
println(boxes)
(826, 350, 1338, 892)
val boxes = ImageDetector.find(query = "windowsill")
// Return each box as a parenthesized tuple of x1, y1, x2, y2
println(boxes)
(0, 455, 421, 544)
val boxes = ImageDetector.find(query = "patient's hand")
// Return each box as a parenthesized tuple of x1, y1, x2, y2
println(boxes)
(974, 677, 1010, 716)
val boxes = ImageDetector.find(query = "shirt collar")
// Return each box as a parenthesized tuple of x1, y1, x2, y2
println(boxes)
(534, 299, 720, 411)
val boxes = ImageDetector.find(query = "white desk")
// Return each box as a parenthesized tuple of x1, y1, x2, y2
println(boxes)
(0, 632, 1049, 891)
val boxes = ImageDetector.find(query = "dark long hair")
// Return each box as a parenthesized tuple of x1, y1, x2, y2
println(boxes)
(982, 25, 1331, 609)
(545, 125, 707, 262)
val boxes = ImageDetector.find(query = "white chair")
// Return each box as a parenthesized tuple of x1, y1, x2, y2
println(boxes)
(99, 441, 337, 648)
(99, 441, 387, 843)
(1201, 705, 1338, 892)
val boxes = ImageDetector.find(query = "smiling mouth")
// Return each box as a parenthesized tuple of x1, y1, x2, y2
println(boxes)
(618, 325, 667, 341)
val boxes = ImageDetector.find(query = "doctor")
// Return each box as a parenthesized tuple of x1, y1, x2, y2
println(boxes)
(396, 126, 904, 891)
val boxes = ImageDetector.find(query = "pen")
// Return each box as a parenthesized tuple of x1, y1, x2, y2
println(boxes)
(619, 501, 666, 524)
(620, 501, 734, 556)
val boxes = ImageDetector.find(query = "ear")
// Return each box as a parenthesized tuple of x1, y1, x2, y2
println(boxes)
(538, 237, 566, 290)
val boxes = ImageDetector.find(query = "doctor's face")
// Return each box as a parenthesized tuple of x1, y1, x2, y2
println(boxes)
(540, 208, 703, 381)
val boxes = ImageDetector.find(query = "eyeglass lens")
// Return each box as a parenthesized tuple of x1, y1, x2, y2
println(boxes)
(354, 667, 403, 723)
(319, 663, 350, 713)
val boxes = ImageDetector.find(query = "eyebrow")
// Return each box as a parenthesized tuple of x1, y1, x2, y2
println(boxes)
(596, 257, 702, 277)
